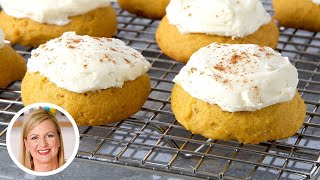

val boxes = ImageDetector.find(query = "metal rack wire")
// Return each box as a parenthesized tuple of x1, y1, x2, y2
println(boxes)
(0, 1, 320, 179)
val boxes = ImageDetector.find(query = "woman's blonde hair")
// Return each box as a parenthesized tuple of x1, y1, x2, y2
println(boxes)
(19, 109, 65, 170)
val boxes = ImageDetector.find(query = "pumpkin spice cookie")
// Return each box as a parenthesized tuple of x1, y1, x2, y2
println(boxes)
(273, 0, 320, 32)
(171, 43, 305, 144)
(118, 0, 170, 19)
(156, 0, 279, 63)
(22, 32, 151, 126)
(0, 0, 117, 47)
(0, 29, 26, 88)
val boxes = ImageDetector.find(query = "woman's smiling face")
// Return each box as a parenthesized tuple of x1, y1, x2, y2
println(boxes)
(24, 120, 60, 165)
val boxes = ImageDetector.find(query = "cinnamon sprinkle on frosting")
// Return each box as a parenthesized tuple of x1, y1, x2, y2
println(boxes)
(173, 43, 299, 112)
(27, 32, 151, 93)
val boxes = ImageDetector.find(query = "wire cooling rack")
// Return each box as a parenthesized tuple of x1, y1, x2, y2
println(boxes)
(0, 1, 320, 179)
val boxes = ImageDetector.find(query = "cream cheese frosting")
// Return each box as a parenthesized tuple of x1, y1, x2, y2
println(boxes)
(166, 0, 271, 38)
(312, 0, 320, 4)
(0, 29, 4, 49)
(27, 32, 151, 93)
(0, 0, 112, 26)
(173, 43, 298, 112)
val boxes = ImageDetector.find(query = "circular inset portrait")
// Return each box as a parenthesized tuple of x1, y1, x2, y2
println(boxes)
(6, 103, 79, 176)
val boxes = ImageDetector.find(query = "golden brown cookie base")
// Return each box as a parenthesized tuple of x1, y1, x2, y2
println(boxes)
(22, 72, 151, 126)
(273, 0, 320, 32)
(0, 44, 26, 88)
(156, 16, 279, 63)
(0, 6, 117, 47)
(118, 0, 169, 19)
(171, 85, 306, 144)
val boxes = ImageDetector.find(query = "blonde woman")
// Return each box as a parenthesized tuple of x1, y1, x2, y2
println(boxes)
(20, 109, 65, 172)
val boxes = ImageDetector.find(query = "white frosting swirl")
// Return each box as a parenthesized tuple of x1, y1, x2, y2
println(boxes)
(0, 29, 4, 49)
(27, 32, 151, 93)
(313, 0, 320, 4)
(166, 0, 271, 38)
(0, 0, 111, 26)
(173, 43, 298, 112)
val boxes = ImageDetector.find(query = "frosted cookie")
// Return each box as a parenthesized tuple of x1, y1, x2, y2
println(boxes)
(0, 0, 117, 47)
(118, 0, 170, 19)
(22, 32, 151, 126)
(171, 43, 305, 144)
(273, 0, 320, 32)
(156, 0, 279, 63)
(0, 29, 26, 88)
